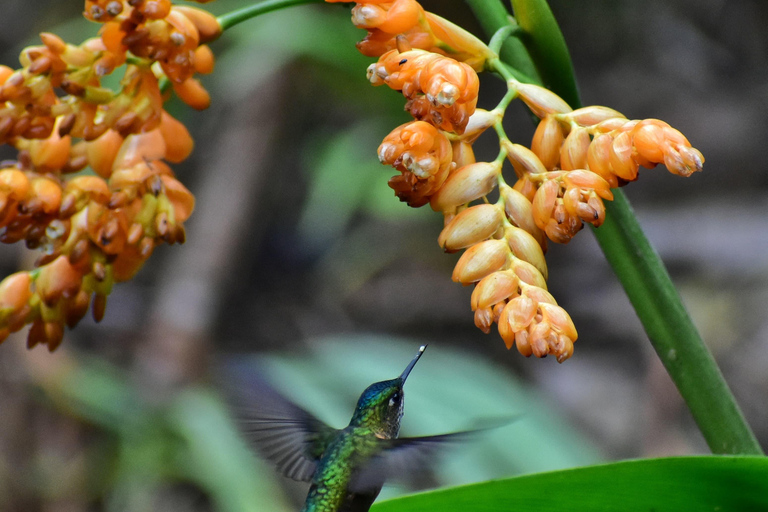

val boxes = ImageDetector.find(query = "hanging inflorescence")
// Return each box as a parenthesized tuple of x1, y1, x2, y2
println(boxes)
(0, 0, 220, 350)
(330, 0, 704, 362)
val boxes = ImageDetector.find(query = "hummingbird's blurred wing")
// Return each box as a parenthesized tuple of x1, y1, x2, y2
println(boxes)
(221, 363, 340, 482)
(348, 431, 471, 493)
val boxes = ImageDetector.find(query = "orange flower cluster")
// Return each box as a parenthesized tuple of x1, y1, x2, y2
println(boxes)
(325, 0, 492, 70)
(340, 0, 705, 361)
(0, 0, 219, 350)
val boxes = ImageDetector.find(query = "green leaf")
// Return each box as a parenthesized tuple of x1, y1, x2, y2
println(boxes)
(509, 0, 580, 106)
(372, 456, 768, 512)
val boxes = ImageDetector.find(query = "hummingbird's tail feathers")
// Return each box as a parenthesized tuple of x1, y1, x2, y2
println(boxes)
(216, 359, 338, 482)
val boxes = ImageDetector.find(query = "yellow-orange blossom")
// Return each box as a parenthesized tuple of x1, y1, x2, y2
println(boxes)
(0, 0, 219, 350)
(333, 0, 704, 362)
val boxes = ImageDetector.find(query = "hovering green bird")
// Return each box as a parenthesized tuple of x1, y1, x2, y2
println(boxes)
(225, 345, 477, 512)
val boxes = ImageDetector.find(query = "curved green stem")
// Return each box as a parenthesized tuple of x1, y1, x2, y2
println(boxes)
(467, 0, 762, 455)
(217, 0, 325, 32)
(488, 24, 519, 56)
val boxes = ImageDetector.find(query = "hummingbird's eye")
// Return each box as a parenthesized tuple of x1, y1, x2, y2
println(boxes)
(388, 392, 401, 407)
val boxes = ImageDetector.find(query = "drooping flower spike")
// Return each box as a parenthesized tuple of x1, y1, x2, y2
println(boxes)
(333, 0, 704, 361)
(0, 0, 220, 350)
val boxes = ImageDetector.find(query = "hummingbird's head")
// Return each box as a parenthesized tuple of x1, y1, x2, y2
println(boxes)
(349, 345, 427, 438)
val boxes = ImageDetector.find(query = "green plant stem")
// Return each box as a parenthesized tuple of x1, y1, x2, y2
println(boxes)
(465, 0, 539, 82)
(217, 0, 325, 32)
(467, 0, 762, 455)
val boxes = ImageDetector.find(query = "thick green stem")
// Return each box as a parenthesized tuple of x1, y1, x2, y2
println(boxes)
(467, 0, 762, 455)
(217, 0, 325, 32)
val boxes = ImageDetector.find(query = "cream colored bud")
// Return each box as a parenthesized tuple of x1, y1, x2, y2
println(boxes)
(515, 330, 533, 356)
(664, 144, 703, 177)
(505, 295, 536, 332)
(539, 302, 577, 341)
(560, 127, 590, 171)
(430, 161, 501, 212)
(510, 258, 548, 289)
(586, 133, 619, 188)
(521, 283, 557, 306)
(451, 239, 510, 284)
(564, 106, 625, 127)
(595, 117, 633, 133)
(515, 82, 572, 118)
(470, 270, 519, 310)
(531, 115, 565, 171)
(504, 226, 548, 280)
(502, 140, 547, 177)
(438, 204, 504, 252)
(462, 109, 501, 143)
(528, 321, 551, 358)
(500, 185, 547, 249)
(609, 131, 639, 181)
(564, 170, 613, 199)
(532, 179, 559, 231)
(451, 141, 476, 168)
(474, 307, 494, 334)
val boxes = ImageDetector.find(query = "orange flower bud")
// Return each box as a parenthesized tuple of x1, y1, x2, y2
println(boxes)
(515, 82, 572, 118)
(64, 175, 111, 207)
(564, 106, 625, 127)
(559, 127, 590, 171)
(0, 272, 32, 327)
(499, 185, 546, 249)
(531, 115, 564, 171)
(173, 6, 222, 43)
(564, 170, 613, 200)
(532, 179, 559, 231)
(113, 130, 167, 170)
(586, 133, 619, 188)
(29, 177, 62, 214)
(609, 131, 639, 181)
(28, 126, 71, 171)
(664, 144, 704, 177)
(0, 168, 31, 200)
(423, 12, 493, 70)
(503, 295, 536, 333)
(429, 161, 501, 213)
(504, 226, 547, 280)
(474, 306, 494, 334)
(503, 141, 547, 177)
(193, 45, 215, 75)
(631, 120, 665, 162)
(35, 255, 83, 306)
(86, 129, 123, 178)
(510, 258, 547, 289)
(173, 78, 211, 111)
(470, 270, 519, 311)
(438, 204, 503, 252)
(160, 175, 195, 223)
(451, 239, 509, 284)
(539, 302, 578, 341)
(451, 141, 475, 168)
(159, 111, 194, 163)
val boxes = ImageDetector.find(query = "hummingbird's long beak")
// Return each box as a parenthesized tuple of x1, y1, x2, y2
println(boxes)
(400, 345, 427, 382)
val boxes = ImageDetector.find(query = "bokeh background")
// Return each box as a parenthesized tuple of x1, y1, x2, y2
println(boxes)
(0, 0, 766, 510)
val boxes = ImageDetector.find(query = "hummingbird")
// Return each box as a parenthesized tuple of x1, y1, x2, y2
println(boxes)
(224, 345, 474, 512)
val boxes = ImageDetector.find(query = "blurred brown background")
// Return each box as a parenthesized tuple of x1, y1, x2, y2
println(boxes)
(0, 1, 766, 510)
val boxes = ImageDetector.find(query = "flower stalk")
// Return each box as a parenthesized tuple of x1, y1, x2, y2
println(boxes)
(466, 0, 762, 455)
(217, 0, 325, 32)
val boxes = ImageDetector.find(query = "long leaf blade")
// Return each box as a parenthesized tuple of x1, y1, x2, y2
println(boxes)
(372, 456, 768, 512)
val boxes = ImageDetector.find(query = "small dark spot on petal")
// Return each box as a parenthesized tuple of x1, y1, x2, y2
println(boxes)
(399, 59, 407, 65)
